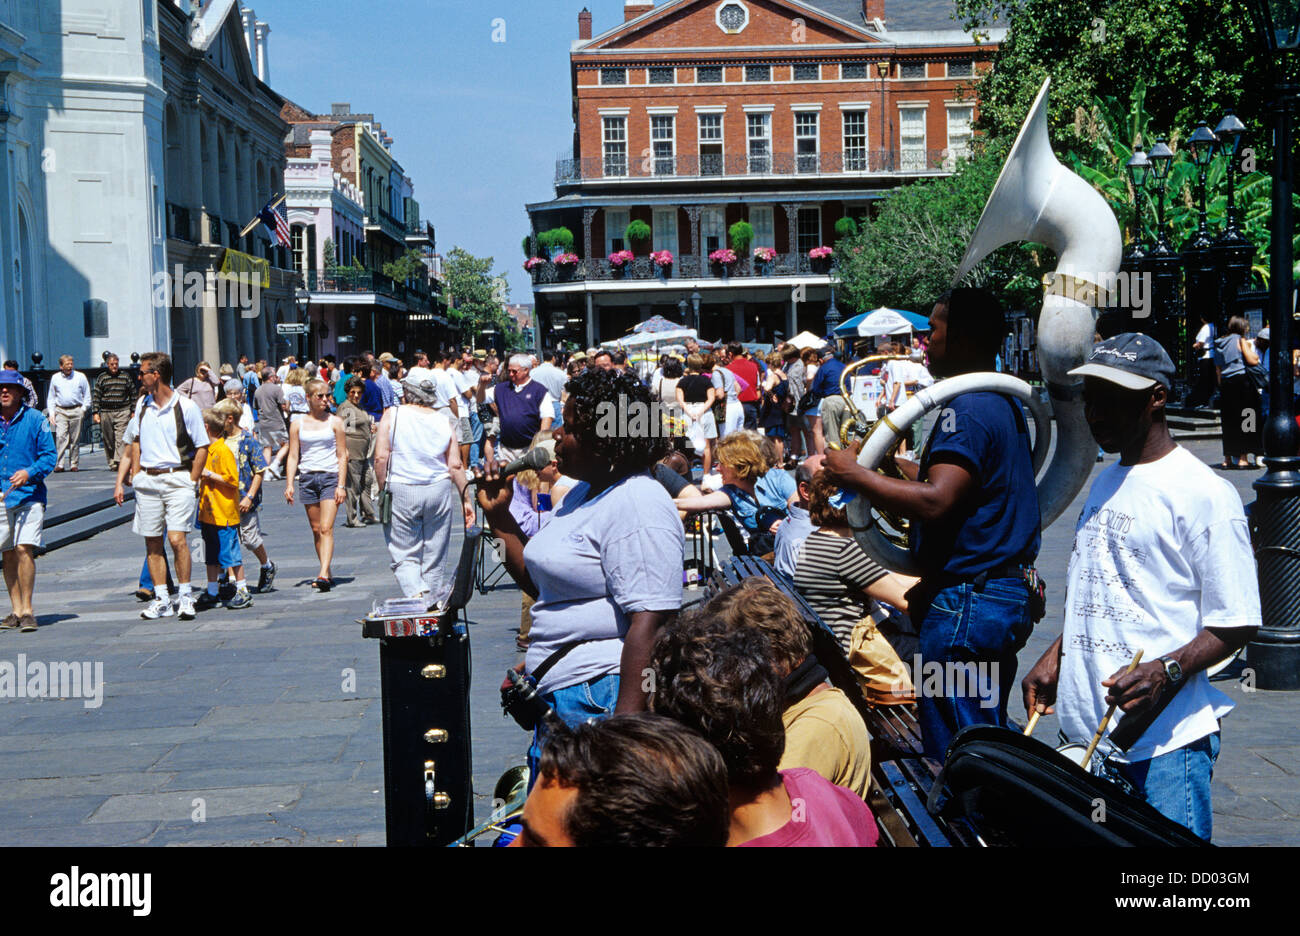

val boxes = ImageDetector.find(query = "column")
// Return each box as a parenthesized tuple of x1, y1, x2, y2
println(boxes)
(786, 295, 797, 339)
(202, 270, 221, 366)
(203, 112, 220, 240)
(685, 206, 702, 269)
(782, 203, 800, 257)
(582, 207, 598, 259)
(585, 293, 596, 348)
(184, 99, 203, 220)
(732, 302, 746, 343)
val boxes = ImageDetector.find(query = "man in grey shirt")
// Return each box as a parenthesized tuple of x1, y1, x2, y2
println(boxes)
(773, 455, 820, 578)
(530, 352, 568, 427)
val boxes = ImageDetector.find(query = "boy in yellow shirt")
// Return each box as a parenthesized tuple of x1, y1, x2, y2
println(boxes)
(196, 409, 252, 610)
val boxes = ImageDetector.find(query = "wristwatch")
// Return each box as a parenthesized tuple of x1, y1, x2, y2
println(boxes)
(1159, 655, 1184, 686)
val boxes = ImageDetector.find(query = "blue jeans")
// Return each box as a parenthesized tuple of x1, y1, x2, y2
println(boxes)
(551, 400, 563, 430)
(469, 409, 483, 466)
(526, 672, 620, 791)
(1102, 732, 1220, 841)
(917, 578, 1033, 761)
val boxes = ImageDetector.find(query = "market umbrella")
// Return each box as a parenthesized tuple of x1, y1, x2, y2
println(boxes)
(787, 330, 828, 350)
(602, 327, 698, 349)
(632, 314, 688, 334)
(834, 307, 914, 338)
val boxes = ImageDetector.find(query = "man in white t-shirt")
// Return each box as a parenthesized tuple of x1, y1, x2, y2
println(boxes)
(123, 351, 211, 622)
(1022, 334, 1260, 841)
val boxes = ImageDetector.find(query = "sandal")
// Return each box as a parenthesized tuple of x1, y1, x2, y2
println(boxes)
(312, 577, 332, 592)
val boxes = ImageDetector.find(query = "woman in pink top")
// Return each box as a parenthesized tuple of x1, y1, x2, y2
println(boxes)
(651, 620, 877, 847)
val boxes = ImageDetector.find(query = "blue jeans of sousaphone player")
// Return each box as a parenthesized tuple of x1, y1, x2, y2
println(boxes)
(916, 577, 1034, 762)
(525, 673, 621, 792)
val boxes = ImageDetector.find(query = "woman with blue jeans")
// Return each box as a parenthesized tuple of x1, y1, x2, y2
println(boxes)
(474, 368, 685, 787)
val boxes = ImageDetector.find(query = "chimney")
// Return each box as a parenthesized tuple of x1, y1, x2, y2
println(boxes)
(331, 103, 351, 117)
(309, 129, 332, 164)
(578, 7, 593, 39)
(625, 1, 653, 22)
(863, 0, 885, 26)
(254, 20, 270, 83)
(240, 6, 255, 54)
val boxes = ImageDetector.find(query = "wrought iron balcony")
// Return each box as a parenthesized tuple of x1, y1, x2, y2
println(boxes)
(530, 252, 838, 286)
(166, 203, 193, 242)
(555, 148, 957, 183)
(307, 269, 406, 300)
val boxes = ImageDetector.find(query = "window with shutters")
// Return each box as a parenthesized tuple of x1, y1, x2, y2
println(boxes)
(750, 206, 774, 251)
(946, 105, 974, 163)
(653, 208, 678, 254)
(605, 209, 629, 255)
(795, 111, 819, 173)
(843, 110, 868, 171)
(701, 207, 725, 253)
(797, 207, 821, 254)
(603, 117, 627, 177)
(699, 113, 723, 176)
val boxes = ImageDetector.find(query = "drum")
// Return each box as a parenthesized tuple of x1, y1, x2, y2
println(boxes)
(1056, 743, 1091, 768)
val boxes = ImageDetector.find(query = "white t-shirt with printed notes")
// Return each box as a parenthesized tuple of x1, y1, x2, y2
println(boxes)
(1058, 445, 1261, 763)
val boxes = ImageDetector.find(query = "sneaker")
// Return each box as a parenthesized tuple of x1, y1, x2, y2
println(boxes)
(134, 588, 154, 602)
(226, 590, 253, 610)
(140, 597, 174, 620)
(0, 613, 19, 630)
(256, 562, 276, 593)
(176, 595, 196, 621)
(194, 592, 222, 612)
(218, 582, 236, 601)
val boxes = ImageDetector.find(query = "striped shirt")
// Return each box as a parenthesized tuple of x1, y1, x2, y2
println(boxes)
(93, 370, 136, 412)
(791, 529, 888, 649)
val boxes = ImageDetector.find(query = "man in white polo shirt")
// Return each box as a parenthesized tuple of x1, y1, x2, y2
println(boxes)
(130, 351, 209, 621)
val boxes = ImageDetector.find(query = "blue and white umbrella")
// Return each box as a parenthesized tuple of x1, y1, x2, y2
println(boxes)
(834, 307, 916, 338)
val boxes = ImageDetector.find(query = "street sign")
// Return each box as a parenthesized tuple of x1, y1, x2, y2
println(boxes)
(276, 322, 310, 336)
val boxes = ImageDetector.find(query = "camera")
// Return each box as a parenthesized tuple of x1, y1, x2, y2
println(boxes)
(500, 667, 553, 731)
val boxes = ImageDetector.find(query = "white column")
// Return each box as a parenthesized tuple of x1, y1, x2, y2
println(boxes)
(254, 22, 270, 84)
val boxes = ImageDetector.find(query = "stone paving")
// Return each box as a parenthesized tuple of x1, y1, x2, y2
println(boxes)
(1, 438, 1297, 846)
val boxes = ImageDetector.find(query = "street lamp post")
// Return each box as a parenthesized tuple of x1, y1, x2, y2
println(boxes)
(1142, 139, 1186, 393)
(1248, 0, 1300, 689)
(876, 59, 891, 170)
(1120, 147, 1153, 335)
(294, 287, 311, 363)
(691, 290, 702, 334)
(1181, 123, 1220, 394)
(1210, 111, 1256, 332)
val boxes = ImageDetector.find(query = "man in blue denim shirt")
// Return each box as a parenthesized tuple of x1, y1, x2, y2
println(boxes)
(824, 288, 1041, 760)
(0, 370, 57, 632)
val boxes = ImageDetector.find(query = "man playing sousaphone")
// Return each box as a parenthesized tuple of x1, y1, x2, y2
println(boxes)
(1023, 334, 1260, 841)
(824, 287, 1042, 761)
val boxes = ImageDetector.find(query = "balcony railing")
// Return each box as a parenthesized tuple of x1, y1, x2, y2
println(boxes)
(307, 269, 406, 299)
(556, 149, 956, 183)
(530, 253, 838, 285)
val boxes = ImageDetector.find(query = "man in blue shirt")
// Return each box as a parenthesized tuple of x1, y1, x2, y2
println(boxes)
(363, 361, 388, 421)
(0, 370, 57, 632)
(807, 347, 847, 455)
(824, 288, 1041, 759)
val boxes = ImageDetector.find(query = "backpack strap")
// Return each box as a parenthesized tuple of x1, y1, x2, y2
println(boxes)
(173, 398, 197, 471)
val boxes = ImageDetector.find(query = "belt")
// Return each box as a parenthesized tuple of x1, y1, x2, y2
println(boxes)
(143, 467, 186, 476)
(932, 563, 1034, 593)
(56, 405, 85, 410)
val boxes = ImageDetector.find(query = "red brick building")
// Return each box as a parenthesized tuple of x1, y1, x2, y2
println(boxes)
(526, 0, 1003, 347)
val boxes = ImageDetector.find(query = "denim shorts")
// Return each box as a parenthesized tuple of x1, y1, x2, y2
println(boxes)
(526, 672, 620, 790)
(200, 522, 242, 569)
(298, 470, 337, 505)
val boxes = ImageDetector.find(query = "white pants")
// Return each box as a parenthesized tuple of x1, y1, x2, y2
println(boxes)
(722, 401, 744, 439)
(383, 479, 457, 602)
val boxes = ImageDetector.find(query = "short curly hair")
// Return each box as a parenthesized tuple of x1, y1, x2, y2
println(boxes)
(537, 713, 729, 847)
(693, 577, 811, 677)
(715, 430, 766, 481)
(562, 366, 669, 477)
(651, 617, 785, 792)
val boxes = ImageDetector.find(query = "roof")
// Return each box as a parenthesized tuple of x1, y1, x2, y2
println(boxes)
(807, 0, 1006, 30)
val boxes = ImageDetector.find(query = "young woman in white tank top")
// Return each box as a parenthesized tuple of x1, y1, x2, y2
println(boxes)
(284, 379, 347, 590)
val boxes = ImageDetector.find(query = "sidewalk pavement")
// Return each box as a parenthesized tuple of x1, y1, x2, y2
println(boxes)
(0, 438, 1295, 845)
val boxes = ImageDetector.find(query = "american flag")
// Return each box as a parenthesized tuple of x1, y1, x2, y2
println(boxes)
(258, 198, 291, 247)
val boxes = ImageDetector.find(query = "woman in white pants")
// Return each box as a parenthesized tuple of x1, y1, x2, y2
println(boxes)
(374, 378, 475, 607)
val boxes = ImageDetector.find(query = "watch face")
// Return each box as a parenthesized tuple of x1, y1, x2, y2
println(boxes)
(1164, 658, 1183, 682)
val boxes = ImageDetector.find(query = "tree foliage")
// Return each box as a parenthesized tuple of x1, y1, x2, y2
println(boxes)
(836, 150, 1046, 316)
(954, 0, 1272, 161)
(442, 247, 520, 349)
(382, 248, 427, 285)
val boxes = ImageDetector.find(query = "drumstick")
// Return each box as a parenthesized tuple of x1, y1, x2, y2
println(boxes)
(1023, 709, 1042, 737)
(1081, 650, 1144, 765)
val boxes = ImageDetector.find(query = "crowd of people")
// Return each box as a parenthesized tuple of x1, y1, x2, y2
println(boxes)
(0, 288, 1268, 846)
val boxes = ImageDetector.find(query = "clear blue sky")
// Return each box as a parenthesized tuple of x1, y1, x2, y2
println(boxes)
(257, 0, 631, 302)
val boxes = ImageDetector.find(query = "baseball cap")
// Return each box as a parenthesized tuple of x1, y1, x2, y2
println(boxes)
(1068, 332, 1175, 391)
(1258, 327, 1271, 342)
(378, 352, 397, 364)
(0, 370, 24, 387)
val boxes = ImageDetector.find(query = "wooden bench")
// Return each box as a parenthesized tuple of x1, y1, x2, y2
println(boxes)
(702, 556, 978, 847)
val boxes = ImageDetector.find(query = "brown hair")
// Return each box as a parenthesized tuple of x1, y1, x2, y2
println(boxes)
(696, 578, 811, 677)
(140, 351, 173, 384)
(782, 345, 801, 362)
(808, 470, 848, 527)
(801, 348, 820, 366)
(1227, 315, 1250, 337)
(685, 353, 704, 372)
(538, 713, 729, 847)
(715, 430, 766, 481)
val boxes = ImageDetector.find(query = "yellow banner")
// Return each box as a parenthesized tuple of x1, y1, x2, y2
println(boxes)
(219, 249, 271, 289)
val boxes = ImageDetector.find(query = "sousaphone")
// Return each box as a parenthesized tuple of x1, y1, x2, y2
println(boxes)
(848, 78, 1123, 574)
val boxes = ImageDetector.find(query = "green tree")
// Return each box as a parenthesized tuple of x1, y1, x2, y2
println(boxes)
(322, 238, 338, 272)
(835, 150, 1045, 316)
(443, 247, 512, 345)
(383, 248, 426, 285)
(955, 0, 1271, 160)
